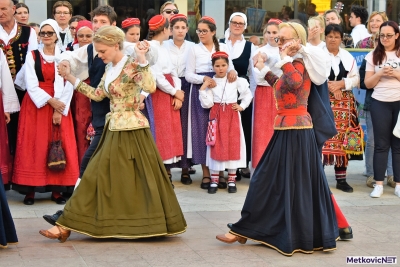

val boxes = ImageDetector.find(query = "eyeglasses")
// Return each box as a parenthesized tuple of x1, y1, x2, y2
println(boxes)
(230, 21, 246, 27)
(77, 34, 93, 39)
(274, 37, 295, 43)
(163, 9, 179, 15)
(196, 29, 209, 35)
(379, 34, 395, 39)
(55, 11, 70, 16)
(39, 31, 56, 37)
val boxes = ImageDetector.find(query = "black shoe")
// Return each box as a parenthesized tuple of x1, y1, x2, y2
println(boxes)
(23, 197, 34, 205)
(61, 192, 72, 198)
(228, 185, 237, 193)
(51, 195, 66, 205)
(188, 167, 196, 175)
(218, 176, 227, 189)
(180, 174, 192, 185)
(236, 169, 242, 182)
(208, 186, 218, 194)
(227, 223, 233, 229)
(336, 181, 354, 193)
(43, 210, 63, 226)
(339, 226, 353, 240)
(201, 177, 211, 189)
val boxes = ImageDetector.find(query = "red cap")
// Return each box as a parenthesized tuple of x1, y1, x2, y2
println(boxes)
(268, 18, 282, 24)
(148, 15, 167, 31)
(73, 20, 93, 45)
(200, 16, 216, 25)
(211, 51, 229, 59)
(122, 18, 140, 29)
(170, 14, 187, 23)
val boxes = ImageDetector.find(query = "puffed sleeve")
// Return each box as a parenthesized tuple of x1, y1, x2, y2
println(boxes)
(298, 45, 331, 85)
(127, 63, 156, 94)
(123, 41, 159, 66)
(185, 45, 205, 84)
(24, 52, 52, 108)
(237, 78, 253, 110)
(56, 44, 90, 78)
(343, 59, 359, 90)
(75, 72, 107, 101)
(199, 88, 214, 109)
(0, 53, 20, 113)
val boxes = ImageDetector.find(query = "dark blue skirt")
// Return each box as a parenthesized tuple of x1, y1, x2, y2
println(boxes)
(0, 173, 18, 248)
(141, 94, 156, 141)
(190, 72, 214, 165)
(230, 129, 338, 256)
(178, 77, 192, 168)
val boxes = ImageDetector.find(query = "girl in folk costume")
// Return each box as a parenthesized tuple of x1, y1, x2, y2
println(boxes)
(148, 15, 184, 187)
(12, 19, 79, 205)
(199, 52, 252, 194)
(306, 15, 326, 49)
(163, 14, 195, 185)
(70, 20, 93, 168)
(322, 24, 360, 193)
(251, 19, 281, 170)
(40, 26, 186, 241)
(122, 18, 141, 44)
(0, 50, 20, 187)
(185, 16, 237, 189)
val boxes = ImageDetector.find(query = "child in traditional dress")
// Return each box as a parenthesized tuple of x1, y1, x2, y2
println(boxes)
(122, 18, 141, 44)
(199, 51, 252, 194)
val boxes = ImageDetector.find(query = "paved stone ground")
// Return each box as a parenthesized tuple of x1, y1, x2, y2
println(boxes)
(1, 160, 400, 266)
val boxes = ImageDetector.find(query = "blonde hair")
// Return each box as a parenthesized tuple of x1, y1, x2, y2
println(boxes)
(323, 9, 342, 22)
(309, 15, 326, 41)
(93, 26, 125, 50)
(279, 22, 307, 46)
(160, 1, 178, 13)
(367, 11, 388, 34)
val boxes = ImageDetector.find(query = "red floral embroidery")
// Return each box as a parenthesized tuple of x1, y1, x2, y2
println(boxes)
(21, 42, 29, 48)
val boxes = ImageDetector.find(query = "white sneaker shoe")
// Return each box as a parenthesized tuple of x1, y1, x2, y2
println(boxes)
(395, 185, 400, 198)
(370, 185, 383, 198)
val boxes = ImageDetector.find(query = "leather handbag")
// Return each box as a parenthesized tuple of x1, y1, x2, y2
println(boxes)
(393, 111, 400, 138)
(47, 125, 66, 171)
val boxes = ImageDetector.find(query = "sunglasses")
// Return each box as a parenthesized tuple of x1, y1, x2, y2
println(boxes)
(163, 9, 179, 14)
(39, 31, 56, 37)
(196, 29, 209, 35)
(77, 34, 93, 39)
(274, 37, 295, 43)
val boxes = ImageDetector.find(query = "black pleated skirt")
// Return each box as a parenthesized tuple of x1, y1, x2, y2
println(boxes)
(230, 129, 338, 256)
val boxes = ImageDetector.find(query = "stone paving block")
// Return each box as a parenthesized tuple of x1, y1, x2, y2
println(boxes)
(140, 250, 204, 266)
(17, 245, 79, 260)
(22, 257, 87, 267)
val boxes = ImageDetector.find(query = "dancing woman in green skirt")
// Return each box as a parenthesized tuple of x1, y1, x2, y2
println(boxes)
(39, 26, 186, 242)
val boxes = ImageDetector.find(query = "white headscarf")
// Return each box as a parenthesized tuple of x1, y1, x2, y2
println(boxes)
(225, 12, 247, 41)
(40, 19, 61, 44)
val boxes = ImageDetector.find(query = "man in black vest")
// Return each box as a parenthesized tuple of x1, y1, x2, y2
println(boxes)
(43, 5, 157, 225)
(0, 0, 38, 158)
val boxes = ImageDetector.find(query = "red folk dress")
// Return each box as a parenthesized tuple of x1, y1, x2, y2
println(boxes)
(0, 94, 12, 185)
(70, 77, 91, 166)
(12, 56, 79, 193)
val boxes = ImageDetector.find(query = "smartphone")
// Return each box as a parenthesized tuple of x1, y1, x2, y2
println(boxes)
(308, 19, 316, 29)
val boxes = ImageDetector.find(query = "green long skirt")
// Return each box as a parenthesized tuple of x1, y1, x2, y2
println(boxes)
(56, 125, 186, 238)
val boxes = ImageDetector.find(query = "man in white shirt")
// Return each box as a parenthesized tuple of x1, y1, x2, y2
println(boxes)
(0, 0, 38, 156)
(349, 5, 370, 47)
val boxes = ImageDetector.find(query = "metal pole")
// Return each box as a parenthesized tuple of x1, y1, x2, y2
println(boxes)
(98, 0, 109, 6)
(294, 0, 298, 20)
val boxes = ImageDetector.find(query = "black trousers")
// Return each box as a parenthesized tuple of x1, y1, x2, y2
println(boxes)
(370, 98, 400, 182)
(79, 126, 103, 177)
(240, 102, 253, 167)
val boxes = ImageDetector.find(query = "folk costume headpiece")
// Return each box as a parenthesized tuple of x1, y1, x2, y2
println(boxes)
(149, 15, 167, 30)
(122, 18, 140, 29)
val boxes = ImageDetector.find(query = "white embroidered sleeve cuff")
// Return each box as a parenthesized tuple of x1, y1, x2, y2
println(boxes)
(275, 56, 293, 69)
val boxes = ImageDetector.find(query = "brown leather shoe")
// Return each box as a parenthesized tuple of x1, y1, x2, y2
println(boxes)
(39, 226, 71, 243)
(216, 233, 247, 244)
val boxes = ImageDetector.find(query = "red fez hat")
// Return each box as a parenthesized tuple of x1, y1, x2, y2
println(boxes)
(268, 18, 282, 24)
(200, 16, 216, 25)
(148, 15, 167, 31)
(211, 51, 229, 59)
(122, 18, 140, 29)
(170, 14, 187, 22)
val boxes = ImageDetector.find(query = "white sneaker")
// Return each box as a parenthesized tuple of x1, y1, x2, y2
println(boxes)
(395, 186, 400, 198)
(370, 185, 383, 198)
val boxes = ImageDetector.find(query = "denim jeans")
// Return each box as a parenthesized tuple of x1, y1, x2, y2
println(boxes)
(370, 99, 400, 182)
(364, 110, 393, 177)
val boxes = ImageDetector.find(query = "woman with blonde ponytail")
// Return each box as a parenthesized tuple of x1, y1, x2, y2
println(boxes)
(185, 16, 237, 192)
